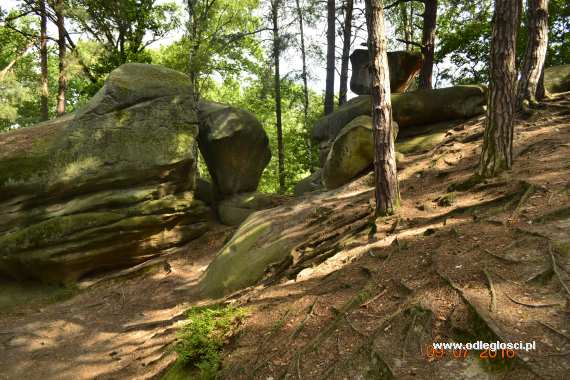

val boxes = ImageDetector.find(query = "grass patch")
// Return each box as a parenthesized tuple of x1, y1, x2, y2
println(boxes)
(169, 304, 248, 379)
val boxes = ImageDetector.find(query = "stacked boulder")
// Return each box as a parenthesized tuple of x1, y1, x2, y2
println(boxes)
(0, 63, 272, 284)
(295, 50, 488, 195)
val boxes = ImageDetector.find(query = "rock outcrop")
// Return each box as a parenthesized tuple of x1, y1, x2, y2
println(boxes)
(312, 85, 486, 144)
(544, 64, 570, 94)
(350, 49, 423, 95)
(198, 101, 271, 197)
(217, 192, 289, 226)
(293, 170, 323, 196)
(322, 116, 398, 189)
(200, 175, 374, 298)
(1, 64, 274, 283)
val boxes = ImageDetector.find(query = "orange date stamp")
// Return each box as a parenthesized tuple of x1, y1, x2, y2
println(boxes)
(423, 346, 518, 361)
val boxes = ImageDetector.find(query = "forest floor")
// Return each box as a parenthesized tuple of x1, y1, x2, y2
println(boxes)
(1, 93, 569, 380)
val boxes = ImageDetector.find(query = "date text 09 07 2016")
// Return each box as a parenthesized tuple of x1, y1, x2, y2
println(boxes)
(423, 346, 518, 360)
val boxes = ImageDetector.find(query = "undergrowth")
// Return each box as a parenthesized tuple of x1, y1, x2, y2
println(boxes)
(171, 304, 248, 379)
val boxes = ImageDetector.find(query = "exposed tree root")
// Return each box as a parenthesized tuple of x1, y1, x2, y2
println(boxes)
(548, 242, 570, 297)
(483, 268, 497, 313)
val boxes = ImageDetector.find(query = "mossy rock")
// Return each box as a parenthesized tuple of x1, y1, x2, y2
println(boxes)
(293, 169, 324, 196)
(312, 85, 486, 144)
(544, 64, 570, 94)
(217, 192, 289, 226)
(0, 63, 212, 284)
(198, 101, 271, 196)
(322, 116, 398, 190)
(350, 49, 423, 95)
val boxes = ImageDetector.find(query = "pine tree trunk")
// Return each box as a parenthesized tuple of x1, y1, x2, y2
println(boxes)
(324, 0, 336, 115)
(272, 0, 286, 193)
(295, 0, 313, 168)
(479, 0, 521, 177)
(365, 0, 400, 216)
(56, 0, 67, 116)
(536, 61, 547, 99)
(39, 0, 49, 121)
(419, 0, 437, 89)
(338, 0, 353, 106)
(517, 0, 549, 108)
(400, 2, 411, 51)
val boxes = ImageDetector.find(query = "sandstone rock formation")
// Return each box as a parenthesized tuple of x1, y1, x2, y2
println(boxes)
(312, 85, 487, 145)
(544, 64, 570, 94)
(0, 63, 272, 284)
(322, 116, 398, 189)
(217, 192, 289, 226)
(198, 101, 271, 197)
(350, 49, 423, 95)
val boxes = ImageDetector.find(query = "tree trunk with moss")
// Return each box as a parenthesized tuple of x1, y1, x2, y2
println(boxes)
(479, 0, 521, 177)
(365, 0, 400, 216)
(517, 0, 549, 108)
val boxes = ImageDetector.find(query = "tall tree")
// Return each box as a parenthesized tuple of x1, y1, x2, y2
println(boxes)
(271, 0, 286, 193)
(517, 0, 549, 108)
(365, 0, 400, 216)
(324, 0, 336, 115)
(419, 0, 437, 89)
(294, 0, 313, 166)
(399, 1, 411, 51)
(479, 0, 521, 177)
(338, 0, 353, 106)
(55, 0, 67, 115)
(39, 0, 49, 121)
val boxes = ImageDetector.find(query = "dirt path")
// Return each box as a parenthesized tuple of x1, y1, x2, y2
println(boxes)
(0, 226, 233, 380)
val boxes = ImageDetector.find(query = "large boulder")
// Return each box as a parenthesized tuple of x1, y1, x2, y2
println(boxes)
(322, 116, 398, 189)
(0, 63, 212, 284)
(200, 175, 374, 298)
(198, 101, 271, 197)
(350, 49, 423, 95)
(312, 85, 487, 144)
(217, 192, 289, 226)
(544, 64, 570, 94)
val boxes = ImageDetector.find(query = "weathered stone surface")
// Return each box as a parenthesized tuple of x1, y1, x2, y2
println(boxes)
(200, 175, 374, 298)
(293, 169, 323, 196)
(322, 116, 398, 190)
(312, 85, 487, 144)
(350, 49, 423, 95)
(217, 192, 289, 226)
(544, 64, 570, 94)
(0, 63, 212, 284)
(198, 101, 271, 197)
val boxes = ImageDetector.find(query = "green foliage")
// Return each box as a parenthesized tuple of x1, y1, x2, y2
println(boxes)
(174, 305, 248, 379)
(67, 0, 181, 79)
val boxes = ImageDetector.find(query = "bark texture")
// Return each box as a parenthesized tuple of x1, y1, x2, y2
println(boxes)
(271, 0, 286, 193)
(517, 0, 549, 108)
(295, 0, 313, 167)
(419, 0, 437, 89)
(56, 0, 67, 115)
(365, 0, 400, 216)
(339, 0, 354, 106)
(324, 0, 336, 115)
(479, 0, 521, 177)
(39, 0, 49, 121)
